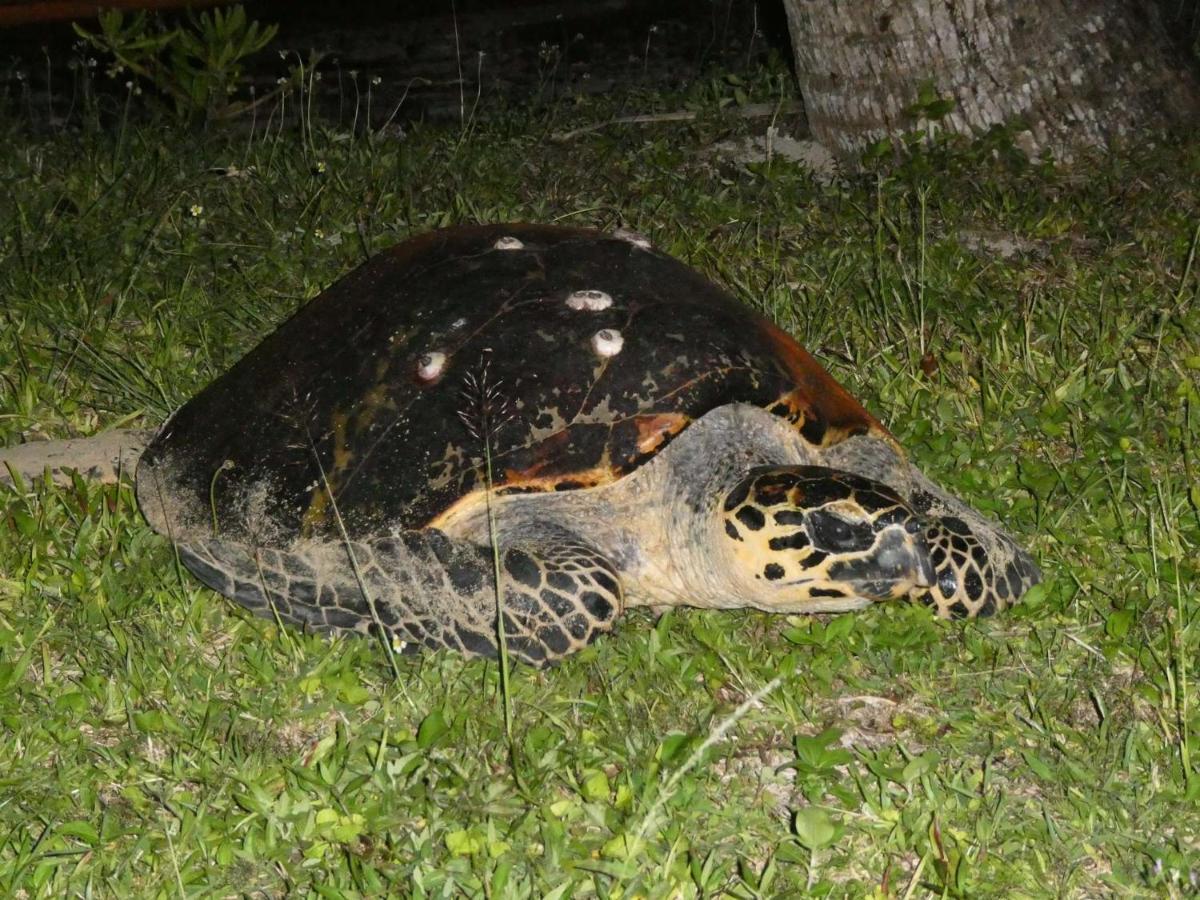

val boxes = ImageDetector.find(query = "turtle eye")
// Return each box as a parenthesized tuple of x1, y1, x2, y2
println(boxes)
(805, 509, 876, 553)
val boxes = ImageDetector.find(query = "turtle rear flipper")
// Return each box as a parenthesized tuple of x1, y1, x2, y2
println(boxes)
(0, 430, 150, 486)
(177, 530, 624, 667)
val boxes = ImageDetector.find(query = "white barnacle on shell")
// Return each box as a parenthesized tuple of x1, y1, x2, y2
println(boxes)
(566, 289, 613, 311)
(591, 328, 624, 357)
(493, 236, 525, 250)
(613, 227, 652, 249)
(416, 351, 447, 381)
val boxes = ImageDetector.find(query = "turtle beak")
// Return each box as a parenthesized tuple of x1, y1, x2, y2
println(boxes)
(829, 526, 935, 600)
(915, 536, 936, 589)
(879, 527, 936, 595)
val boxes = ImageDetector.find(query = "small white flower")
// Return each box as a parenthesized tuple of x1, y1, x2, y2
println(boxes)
(371, 75, 382, 86)
(315, 160, 327, 174)
(276, 76, 288, 86)
(189, 204, 203, 217)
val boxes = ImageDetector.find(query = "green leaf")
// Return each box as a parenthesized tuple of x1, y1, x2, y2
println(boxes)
(1021, 749, 1056, 781)
(416, 709, 449, 749)
(601, 833, 636, 860)
(56, 821, 101, 846)
(133, 709, 165, 733)
(793, 728, 851, 769)
(314, 807, 339, 827)
(901, 750, 940, 784)
(656, 731, 691, 765)
(863, 138, 893, 161)
(925, 98, 956, 119)
(916, 80, 939, 107)
(822, 614, 856, 643)
(793, 807, 836, 849)
(445, 829, 483, 856)
(11, 509, 36, 537)
(1105, 607, 1135, 639)
(331, 813, 365, 843)
(580, 770, 610, 802)
(53, 691, 88, 715)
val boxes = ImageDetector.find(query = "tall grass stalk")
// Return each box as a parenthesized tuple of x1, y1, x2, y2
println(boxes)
(458, 356, 517, 745)
(307, 433, 403, 683)
(632, 673, 783, 852)
(1156, 475, 1194, 791)
(482, 437, 514, 740)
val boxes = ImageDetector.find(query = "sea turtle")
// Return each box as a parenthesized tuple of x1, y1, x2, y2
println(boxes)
(7, 224, 1040, 666)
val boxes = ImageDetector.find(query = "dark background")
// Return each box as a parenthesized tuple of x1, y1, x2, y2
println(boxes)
(0, 0, 1196, 126)
(0, 0, 792, 125)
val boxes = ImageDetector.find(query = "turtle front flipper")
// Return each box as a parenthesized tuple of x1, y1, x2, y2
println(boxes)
(175, 530, 624, 667)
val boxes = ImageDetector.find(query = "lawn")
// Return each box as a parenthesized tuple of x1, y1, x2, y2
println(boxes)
(1, 52, 1198, 897)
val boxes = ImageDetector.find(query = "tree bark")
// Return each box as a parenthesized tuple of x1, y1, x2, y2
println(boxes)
(781, 0, 1199, 163)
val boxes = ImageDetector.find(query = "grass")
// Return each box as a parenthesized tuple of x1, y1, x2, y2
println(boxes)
(1, 61, 1199, 897)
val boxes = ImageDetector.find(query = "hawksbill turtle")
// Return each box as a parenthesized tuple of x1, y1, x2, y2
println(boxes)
(2, 224, 1040, 666)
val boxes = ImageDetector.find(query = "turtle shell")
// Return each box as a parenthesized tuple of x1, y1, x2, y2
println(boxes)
(138, 224, 885, 544)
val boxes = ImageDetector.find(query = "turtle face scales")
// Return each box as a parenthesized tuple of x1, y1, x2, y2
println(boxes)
(719, 466, 936, 611)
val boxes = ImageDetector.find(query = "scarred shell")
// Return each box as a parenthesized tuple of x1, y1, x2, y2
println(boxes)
(138, 224, 885, 543)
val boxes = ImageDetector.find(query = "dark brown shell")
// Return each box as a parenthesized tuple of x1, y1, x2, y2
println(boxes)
(138, 224, 885, 543)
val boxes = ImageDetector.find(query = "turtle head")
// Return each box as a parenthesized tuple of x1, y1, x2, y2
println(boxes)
(720, 466, 935, 611)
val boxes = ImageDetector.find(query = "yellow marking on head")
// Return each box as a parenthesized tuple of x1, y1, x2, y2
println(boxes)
(720, 466, 932, 610)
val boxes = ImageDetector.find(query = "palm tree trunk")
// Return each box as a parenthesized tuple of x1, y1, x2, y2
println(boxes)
(781, 0, 1199, 163)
